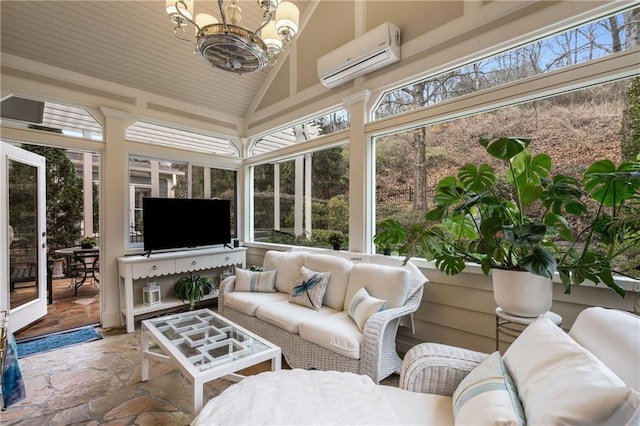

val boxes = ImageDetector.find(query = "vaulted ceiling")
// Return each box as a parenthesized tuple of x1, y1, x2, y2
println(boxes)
(0, 1, 312, 123)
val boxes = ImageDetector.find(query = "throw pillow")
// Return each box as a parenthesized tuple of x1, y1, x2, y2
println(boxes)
(452, 351, 525, 426)
(503, 315, 640, 425)
(347, 287, 386, 331)
(234, 268, 277, 293)
(289, 266, 330, 310)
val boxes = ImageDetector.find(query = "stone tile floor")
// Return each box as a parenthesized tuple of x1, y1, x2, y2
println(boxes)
(3, 326, 400, 425)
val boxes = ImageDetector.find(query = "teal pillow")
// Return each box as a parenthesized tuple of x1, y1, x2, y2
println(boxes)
(453, 351, 526, 425)
(289, 266, 330, 310)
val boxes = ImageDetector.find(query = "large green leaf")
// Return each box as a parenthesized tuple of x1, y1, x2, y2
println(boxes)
(479, 137, 530, 161)
(458, 164, 496, 193)
(503, 222, 547, 247)
(584, 160, 640, 207)
(518, 246, 557, 279)
(435, 253, 467, 275)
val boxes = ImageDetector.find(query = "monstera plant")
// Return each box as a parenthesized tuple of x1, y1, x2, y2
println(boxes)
(403, 136, 639, 312)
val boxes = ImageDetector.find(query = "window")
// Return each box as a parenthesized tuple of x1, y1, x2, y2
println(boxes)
(252, 144, 350, 248)
(374, 77, 639, 276)
(373, 6, 638, 120)
(252, 109, 350, 156)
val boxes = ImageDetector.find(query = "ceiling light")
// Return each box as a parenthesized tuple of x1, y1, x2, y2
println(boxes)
(166, 0, 299, 74)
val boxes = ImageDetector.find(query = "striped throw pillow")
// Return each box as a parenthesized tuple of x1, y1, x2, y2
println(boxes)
(235, 268, 277, 292)
(347, 287, 386, 331)
(453, 351, 525, 426)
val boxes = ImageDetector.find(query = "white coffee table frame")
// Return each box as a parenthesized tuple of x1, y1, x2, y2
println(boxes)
(141, 308, 281, 415)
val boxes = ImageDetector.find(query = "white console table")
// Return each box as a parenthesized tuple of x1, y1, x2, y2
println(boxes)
(118, 247, 246, 333)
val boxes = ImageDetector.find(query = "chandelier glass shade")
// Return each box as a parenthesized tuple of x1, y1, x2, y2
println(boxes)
(166, 0, 299, 74)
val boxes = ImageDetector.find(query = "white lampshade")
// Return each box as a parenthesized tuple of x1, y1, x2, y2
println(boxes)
(195, 13, 218, 32)
(166, 0, 193, 20)
(261, 21, 283, 52)
(275, 2, 299, 39)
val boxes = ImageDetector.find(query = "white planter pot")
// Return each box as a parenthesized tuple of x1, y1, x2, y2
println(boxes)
(492, 269, 553, 318)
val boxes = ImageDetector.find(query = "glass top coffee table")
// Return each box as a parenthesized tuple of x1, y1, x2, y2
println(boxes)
(141, 308, 281, 415)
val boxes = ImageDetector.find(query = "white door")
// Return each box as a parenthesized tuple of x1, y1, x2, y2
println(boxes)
(1, 142, 47, 334)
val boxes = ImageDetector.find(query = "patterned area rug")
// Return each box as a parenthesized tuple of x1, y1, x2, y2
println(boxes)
(16, 326, 102, 358)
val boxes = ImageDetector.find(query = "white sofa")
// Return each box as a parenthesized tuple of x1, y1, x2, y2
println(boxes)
(218, 249, 427, 383)
(194, 307, 639, 425)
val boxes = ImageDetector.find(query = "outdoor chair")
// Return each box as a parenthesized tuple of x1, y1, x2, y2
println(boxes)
(68, 249, 99, 295)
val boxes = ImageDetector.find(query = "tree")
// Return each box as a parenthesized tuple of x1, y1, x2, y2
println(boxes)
(23, 145, 83, 255)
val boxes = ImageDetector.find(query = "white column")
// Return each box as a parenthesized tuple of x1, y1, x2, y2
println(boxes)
(150, 160, 160, 197)
(83, 151, 93, 236)
(343, 91, 371, 252)
(100, 107, 135, 329)
(274, 163, 280, 231)
(304, 153, 312, 237)
(204, 167, 211, 198)
(294, 156, 304, 236)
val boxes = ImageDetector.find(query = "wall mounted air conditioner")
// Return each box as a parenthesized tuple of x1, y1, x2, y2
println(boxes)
(318, 22, 401, 89)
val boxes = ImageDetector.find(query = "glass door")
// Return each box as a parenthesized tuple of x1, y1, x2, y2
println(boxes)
(1, 142, 47, 334)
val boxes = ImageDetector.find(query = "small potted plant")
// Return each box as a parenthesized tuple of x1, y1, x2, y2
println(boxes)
(328, 231, 346, 251)
(374, 218, 407, 255)
(174, 272, 216, 310)
(79, 236, 97, 249)
(403, 136, 640, 317)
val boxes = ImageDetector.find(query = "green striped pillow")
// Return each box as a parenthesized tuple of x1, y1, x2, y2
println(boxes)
(347, 287, 386, 331)
(235, 268, 277, 292)
(453, 351, 526, 425)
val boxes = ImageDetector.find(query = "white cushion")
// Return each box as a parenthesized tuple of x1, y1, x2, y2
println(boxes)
(569, 307, 640, 390)
(304, 254, 353, 311)
(453, 351, 525, 426)
(263, 251, 306, 294)
(289, 266, 331, 311)
(234, 268, 277, 292)
(379, 385, 454, 425)
(504, 315, 640, 425)
(347, 287, 386, 331)
(299, 312, 362, 359)
(256, 300, 337, 334)
(344, 263, 410, 311)
(223, 292, 289, 316)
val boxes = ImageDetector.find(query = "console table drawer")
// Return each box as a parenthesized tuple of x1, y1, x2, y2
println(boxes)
(176, 255, 213, 273)
(216, 251, 244, 267)
(132, 261, 175, 279)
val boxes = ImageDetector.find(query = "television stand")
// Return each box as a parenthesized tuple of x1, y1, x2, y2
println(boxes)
(117, 247, 246, 333)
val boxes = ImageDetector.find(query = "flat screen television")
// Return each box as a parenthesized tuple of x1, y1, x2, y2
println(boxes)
(142, 197, 231, 253)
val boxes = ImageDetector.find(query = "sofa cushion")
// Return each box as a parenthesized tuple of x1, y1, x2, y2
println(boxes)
(504, 315, 640, 425)
(568, 307, 640, 390)
(379, 385, 454, 425)
(347, 287, 386, 331)
(289, 266, 331, 310)
(452, 351, 525, 426)
(256, 300, 337, 334)
(299, 312, 362, 359)
(223, 292, 289, 316)
(263, 251, 306, 294)
(234, 268, 277, 292)
(304, 254, 353, 311)
(343, 263, 410, 311)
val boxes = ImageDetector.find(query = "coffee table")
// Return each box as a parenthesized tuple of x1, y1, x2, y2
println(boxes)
(141, 308, 281, 415)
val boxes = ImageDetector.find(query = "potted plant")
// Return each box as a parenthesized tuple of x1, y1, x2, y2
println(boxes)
(403, 136, 639, 317)
(174, 272, 216, 310)
(328, 231, 346, 251)
(374, 218, 407, 255)
(79, 236, 97, 249)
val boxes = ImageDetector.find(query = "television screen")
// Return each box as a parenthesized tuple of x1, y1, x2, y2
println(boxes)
(142, 198, 231, 252)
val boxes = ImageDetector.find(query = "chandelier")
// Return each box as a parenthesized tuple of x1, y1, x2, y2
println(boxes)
(166, 0, 299, 74)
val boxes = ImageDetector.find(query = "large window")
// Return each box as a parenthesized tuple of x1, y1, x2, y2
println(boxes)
(374, 6, 639, 120)
(252, 144, 350, 248)
(128, 155, 237, 246)
(374, 77, 639, 276)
